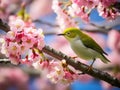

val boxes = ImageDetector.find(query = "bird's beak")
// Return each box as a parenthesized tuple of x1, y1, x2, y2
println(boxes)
(57, 34, 65, 36)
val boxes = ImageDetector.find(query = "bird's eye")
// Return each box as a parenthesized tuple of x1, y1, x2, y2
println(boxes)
(67, 32, 70, 35)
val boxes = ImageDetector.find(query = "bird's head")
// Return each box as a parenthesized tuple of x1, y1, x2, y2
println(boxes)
(58, 27, 81, 41)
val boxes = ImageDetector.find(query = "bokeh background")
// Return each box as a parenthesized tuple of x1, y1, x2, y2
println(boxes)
(0, 0, 120, 90)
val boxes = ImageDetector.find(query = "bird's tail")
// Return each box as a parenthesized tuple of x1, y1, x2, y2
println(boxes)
(99, 54, 110, 63)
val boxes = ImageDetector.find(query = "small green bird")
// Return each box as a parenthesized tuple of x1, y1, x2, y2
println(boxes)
(58, 27, 110, 69)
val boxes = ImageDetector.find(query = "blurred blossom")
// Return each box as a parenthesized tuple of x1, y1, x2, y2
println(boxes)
(29, 0, 53, 20)
(54, 0, 120, 20)
(107, 30, 120, 52)
(71, 0, 98, 8)
(108, 51, 120, 65)
(0, 67, 29, 90)
(101, 81, 112, 90)
(34, 77, 70, 90)
(0, 0, 21, 20)
(52, 0, 78, 30)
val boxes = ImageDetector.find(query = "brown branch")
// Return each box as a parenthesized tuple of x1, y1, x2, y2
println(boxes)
(114, 2, 120, 12)
(81, 29, 109, 34)
(0, 19, 10, 32)
(33, 19, 59, 27)
(42, 45, 120, 88)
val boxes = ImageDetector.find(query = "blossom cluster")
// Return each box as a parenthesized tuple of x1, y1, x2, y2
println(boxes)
(33, 59, 83, 84)
(52, 0, 120, 22)
(52, 0, 78, 30)
(71, 0, 119, 20)
(1, 16, 45, 65)
(0, 16, 82, 84)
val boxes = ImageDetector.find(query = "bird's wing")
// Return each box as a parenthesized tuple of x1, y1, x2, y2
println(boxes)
(80, 33, 108, 55)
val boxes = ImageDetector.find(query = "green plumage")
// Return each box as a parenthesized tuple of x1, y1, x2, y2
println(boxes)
(78, 31, 108, 55)
(62, 27, 110, 63)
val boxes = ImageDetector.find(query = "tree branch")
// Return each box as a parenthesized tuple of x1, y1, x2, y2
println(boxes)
(114, 2, 120, 12)
(0, 19, 10, 32)
(33, 19, 59, 27)
(42, 45, 120, 88)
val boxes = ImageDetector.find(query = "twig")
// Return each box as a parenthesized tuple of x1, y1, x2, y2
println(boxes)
(33, 19, 59, 27)
(0, 19, 10, 32)
(42, 45, 120, 88)
(81, 29, 109, 34)
(114, 2, 120, 12)
(33, 19, 120, 35)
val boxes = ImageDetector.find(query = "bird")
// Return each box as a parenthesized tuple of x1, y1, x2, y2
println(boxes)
(58, 27, 110, 70)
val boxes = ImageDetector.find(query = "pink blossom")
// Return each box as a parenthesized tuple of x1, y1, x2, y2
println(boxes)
(101, 81, 112, 90)
(107, 30, 120, 52)
(9, 18, 25, 31)
(71, 0, 98, 8)
(100, 0, 117, 8)
(108, 51, 120, 65)
(29, 0, 53, 20)
(1, 17, 45, 65)
(5, 31, 15, 41)
(7, 42, 21, 55)
(0, 67, 29, 90)
(47, 68, 64, 83)
(52, 0, 78, 30)
(64, 70, 74, 82)
(40, 60, 50, 69)
(97, 4, 119, 19)
(22, 35, 36, 48)
(9, 54, 20, 65)
(68, 3, 89, 21)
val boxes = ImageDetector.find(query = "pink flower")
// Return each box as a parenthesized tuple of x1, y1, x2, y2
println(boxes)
(107, 30, 120, 52)
(9, 18, 25, 31)
(68, 3, 89, 21)
(71, 0, 98, 8)
(97, 5, 119, 19)
(100, 0, 117, 8)
(5, 31, 15, 40)
(29, 0, 53, 20)
(40, 60, 50, 69)
(0, 67, 29, 90)
(22, 35, 36, 49)
(52, 0, 78, 30)
(101, 81, 112, 90)
(7, 42, 21, 56)
(1, 17, 45, 65)
(108, 51, 120, 65)
(64, 70, 74, 82)
(9, 54, 20, 65)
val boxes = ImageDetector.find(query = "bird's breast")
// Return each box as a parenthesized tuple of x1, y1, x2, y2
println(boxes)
(70, 39, 98, 60)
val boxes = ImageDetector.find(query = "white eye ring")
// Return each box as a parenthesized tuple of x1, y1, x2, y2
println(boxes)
(67, 32, 70, 35)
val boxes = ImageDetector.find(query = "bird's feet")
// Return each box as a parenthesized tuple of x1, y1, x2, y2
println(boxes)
(87, 65, 93, 71)
(87, 59, 95, 71)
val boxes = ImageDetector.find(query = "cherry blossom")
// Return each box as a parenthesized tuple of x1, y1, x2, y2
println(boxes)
(0, 67, 29, 90)
(0, 0, 120, 88)
(1, 17, 45, 65)
(107, 30, 120, 52)
(52, 0, 78, 30)
(53, 0, 120, 20)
